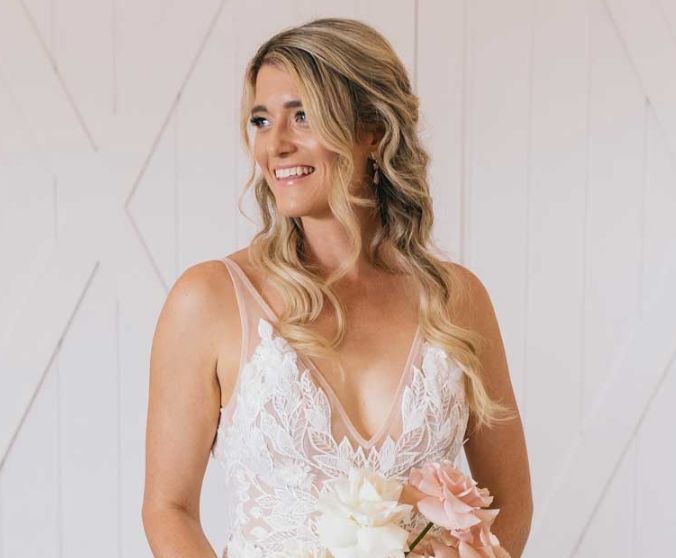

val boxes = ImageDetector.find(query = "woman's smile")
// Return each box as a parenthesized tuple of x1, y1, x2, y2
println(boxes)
(273, 165, 316, 186)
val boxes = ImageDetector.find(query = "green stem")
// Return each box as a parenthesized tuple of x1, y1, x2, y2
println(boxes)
(404, 521, 433, 555)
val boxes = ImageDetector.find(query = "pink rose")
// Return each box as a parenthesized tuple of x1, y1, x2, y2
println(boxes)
(406, 534, 460, 558)
(407, 460, 494, 531)
(454, 508, 510, 558)
(405, 461, 511, 558)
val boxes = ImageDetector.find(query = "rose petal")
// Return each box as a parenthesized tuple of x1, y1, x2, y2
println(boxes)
(408, 538, 461, 558)
(457, 541, 485, 558)
(316, 511, 357, 547)
(409, 468, 443, 498)
(330, 548, 362, 558)
(428, 538, 461, 558)
(357, 522, 410, 554)
(416, 497, 453, 528)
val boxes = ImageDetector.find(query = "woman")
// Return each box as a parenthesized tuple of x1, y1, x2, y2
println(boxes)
(142, 18, 533, 558)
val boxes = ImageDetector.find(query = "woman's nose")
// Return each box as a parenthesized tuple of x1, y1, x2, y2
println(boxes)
(267, 121, 296, 157)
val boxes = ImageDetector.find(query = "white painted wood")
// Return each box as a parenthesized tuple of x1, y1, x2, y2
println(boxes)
(525, 0, 590, 526)
(660, 0, 676, 38)
(570, 1, 646, 553)
(417, 0, 466, 262)
(355, 1, 416, 84)
(0, 225, 98, 466)
(584, 0, 644, 419)
(635, 358, 676, 556)
(114, 0, 223, 143)
(0, 0, 93, 168)
(174, 1, 239, 271)
(642, 102, 676, 304)
(52, 0, 113, 145)
(58, 269, 118, 557)
(463, 0, 533, 413)
(605, 0, 676, 161)
(294, 0, 358, 20)
(528, 251, 676, 554)
(0, 479, 3, 558)
(1, 0, 675, 556)
(1, 360, 60, 558)
(0, 154, 54, 346)
(20, 0, 53, 53)
(575, 436, 635, 558)
(125, 114, 179, 287)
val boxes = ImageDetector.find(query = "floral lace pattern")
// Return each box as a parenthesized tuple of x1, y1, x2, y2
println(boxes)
(211, 317, 470, 557)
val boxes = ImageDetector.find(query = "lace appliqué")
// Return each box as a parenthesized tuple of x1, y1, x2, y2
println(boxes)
(211, 317, 469, 557)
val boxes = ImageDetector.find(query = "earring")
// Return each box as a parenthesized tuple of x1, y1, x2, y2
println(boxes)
(371, 153, 380, 186)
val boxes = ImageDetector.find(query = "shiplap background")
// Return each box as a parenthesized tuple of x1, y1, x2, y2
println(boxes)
(1, 0, 675, 556)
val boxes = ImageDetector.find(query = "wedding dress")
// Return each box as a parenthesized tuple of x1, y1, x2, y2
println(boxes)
(210, 257, 470, 557)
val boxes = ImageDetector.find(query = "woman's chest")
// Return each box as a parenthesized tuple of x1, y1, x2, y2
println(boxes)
(213, 316, 469, 477)
(217, 270, 422, 434)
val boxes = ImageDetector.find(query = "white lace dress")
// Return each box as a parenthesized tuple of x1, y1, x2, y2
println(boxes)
(210, 257, 470, 557)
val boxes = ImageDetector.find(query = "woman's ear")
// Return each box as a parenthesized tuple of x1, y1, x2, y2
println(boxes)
(357, 122, 384, 152)
(370, 131, 384, 152)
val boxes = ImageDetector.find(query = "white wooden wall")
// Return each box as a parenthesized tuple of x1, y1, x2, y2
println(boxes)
(1, 0, 674, 556)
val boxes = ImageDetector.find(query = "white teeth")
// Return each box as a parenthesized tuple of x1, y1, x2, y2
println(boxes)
(275, 166, 315, 179)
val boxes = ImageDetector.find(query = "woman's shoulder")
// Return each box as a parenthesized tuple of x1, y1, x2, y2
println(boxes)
(165, 251, 249, 385)
(164, 249, 251, 331)
(440, 258, 478, 281)
(175, 247, 250, 295)
(438, 259, 494, 327)
(438, 259, 487, 296)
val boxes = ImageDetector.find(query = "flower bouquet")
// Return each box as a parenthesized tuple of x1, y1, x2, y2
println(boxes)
(315, 460, 511, 558)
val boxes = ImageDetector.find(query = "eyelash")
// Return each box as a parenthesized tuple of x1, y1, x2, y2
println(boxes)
(249, 110, 307, 129)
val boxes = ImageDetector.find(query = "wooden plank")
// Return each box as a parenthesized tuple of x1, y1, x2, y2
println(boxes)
(0, 222, 98, 467)
(604, 0, 676, 160)
(528, 251, 676, 555)
(59, 269, 118, 557)
(634, 359, 676, 556)
(462, 0, 532, 412)
(417, 0, 465, 260)
(0, 361, 60, 557)
(524, 0, 589, 522)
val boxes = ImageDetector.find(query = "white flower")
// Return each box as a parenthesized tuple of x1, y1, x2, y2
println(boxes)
(317, 467, 414, 558)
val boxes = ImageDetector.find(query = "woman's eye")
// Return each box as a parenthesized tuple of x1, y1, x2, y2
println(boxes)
(249, 116, 266, 128)
(249, 111, 307, 129)
(296, 110, 307, 124)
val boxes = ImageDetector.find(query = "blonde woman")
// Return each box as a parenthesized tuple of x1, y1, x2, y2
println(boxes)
(142, 18, 532, 558)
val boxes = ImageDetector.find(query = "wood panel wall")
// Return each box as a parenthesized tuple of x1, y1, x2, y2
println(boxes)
(1, 0, 674, 556)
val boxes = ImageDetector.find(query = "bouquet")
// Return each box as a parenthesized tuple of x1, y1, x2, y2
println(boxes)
(315, 460, 511, 558)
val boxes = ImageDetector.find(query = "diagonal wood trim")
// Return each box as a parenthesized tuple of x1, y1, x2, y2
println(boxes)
(0, 225, 98, 467)
(527, 252, 676, 555)
(604, 0, 676, 161)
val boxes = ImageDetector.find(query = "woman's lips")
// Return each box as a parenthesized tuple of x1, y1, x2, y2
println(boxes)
(274, 168, 315, 186)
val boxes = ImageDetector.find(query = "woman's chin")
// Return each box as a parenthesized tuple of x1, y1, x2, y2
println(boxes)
(275, 204, 330, 220)
(274, 204, 312, 219)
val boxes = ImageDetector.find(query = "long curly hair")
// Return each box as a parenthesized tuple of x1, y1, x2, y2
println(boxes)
(236, 17, 515, 433)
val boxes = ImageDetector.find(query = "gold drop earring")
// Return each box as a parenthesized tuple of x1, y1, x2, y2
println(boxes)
(370, 153, 380, 186)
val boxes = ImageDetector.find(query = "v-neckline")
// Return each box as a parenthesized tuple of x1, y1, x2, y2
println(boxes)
(224, 256, 423, 448)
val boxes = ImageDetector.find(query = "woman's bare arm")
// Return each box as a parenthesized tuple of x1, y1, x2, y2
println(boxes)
(142, 261, 235, 558)
(452, 263, 534, 558)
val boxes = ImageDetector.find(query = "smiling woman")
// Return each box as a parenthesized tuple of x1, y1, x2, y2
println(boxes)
(143, 16, 532, 558)
(245, 61, 379, 221)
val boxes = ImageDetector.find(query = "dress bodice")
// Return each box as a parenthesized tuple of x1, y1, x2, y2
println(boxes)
(209, 257, 470, 557)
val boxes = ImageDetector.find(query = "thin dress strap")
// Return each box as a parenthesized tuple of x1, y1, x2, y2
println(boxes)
(217, 257, 271, 413)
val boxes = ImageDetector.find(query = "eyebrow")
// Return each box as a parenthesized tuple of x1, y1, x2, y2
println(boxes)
(250, 99, 303, 115)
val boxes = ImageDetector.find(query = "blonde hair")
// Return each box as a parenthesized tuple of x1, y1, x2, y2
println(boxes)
(236, 17, 515, 433)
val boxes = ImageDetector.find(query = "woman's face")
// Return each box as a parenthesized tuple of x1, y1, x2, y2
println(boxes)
(250, 63, 372, 218)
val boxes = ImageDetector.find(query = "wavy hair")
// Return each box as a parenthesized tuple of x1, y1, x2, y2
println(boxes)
(236, 17, 515, 433)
